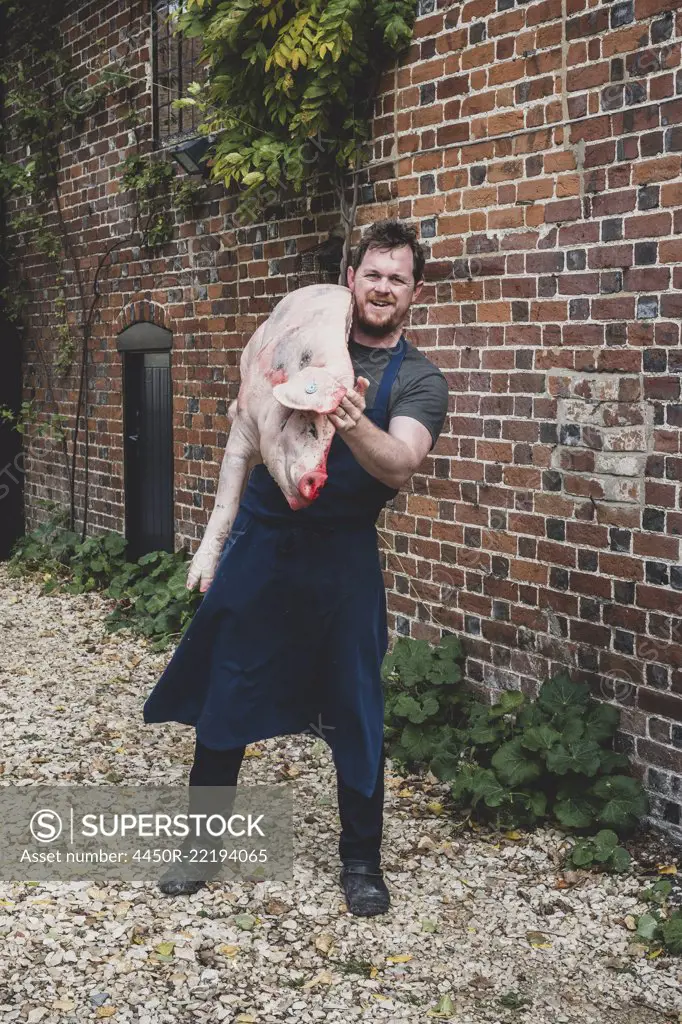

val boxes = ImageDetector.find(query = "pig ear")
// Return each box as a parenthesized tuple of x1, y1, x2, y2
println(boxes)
(272, 367, 347, 414)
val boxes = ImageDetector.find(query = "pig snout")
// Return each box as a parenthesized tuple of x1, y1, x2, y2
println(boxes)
(297, 470, 327, 503)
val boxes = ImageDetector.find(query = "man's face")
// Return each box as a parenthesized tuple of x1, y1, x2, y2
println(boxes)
(347, 244, 423, 338)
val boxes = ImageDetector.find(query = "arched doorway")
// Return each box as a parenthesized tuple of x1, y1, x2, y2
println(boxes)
(117, 322, 174, 560)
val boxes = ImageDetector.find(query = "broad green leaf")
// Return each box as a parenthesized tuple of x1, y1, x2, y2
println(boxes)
(528, 790, 548, 818)
(636, 914, 659, 941)
(241, 170, 265, 187)
(521, 724, 561, 753)
(591, 775, 649, 828)
(597, 749, 630, 774)
(538, 674, 590, 718)
(400, 723, 438, 762)
(561, 714, 585, 744)
(570, 841, 594, 867)
(469, 723, 499, 745)
(393, 694, 421, 720)
(554, 792, 595, 829)
(584, 703, 620, 742)
(609, 847, 632, 874)
(471, 769, 508, 808)
(429, 751, 461, 782)
(661, 913, 682, 955)
(491, 739, 542, 788)
(592, 829, 619, 861)
(546, 739, 601, 777)
(489, 690, 525, 717)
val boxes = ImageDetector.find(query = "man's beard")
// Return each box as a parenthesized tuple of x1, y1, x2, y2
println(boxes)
(354, 301, 403, 338)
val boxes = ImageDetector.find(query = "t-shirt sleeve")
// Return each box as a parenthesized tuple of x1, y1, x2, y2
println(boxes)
(389, 369, 450, 450)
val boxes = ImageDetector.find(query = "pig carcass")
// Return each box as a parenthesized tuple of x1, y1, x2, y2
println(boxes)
(227, 282, 354, 509)
(190, 285, 355, 589)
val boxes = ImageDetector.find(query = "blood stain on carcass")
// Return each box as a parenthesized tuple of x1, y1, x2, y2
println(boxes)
(266, 363, 288, 386)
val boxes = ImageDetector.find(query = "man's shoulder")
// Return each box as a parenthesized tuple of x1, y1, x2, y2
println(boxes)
(400, 336, 448, 384)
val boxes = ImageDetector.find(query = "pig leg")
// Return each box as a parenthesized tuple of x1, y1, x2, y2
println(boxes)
(186, 417, 260, 593)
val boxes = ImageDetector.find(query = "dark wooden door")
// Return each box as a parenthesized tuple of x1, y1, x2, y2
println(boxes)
(123, 349, 174, 560)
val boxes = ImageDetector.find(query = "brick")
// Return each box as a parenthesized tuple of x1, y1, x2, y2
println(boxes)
(633, 156, 682, 184)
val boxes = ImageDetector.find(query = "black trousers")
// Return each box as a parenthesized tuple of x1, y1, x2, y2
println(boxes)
(189, 735, 385, 867)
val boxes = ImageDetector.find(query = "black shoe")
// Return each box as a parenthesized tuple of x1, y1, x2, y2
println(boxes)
(157, 841, 223, 896)
(339, 860, 390, 917)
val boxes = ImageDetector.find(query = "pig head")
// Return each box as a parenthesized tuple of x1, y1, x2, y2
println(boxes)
(221, 284, 355, 523)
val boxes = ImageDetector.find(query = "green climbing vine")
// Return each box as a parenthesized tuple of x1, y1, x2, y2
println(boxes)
(173, 0, 417, 278)
(0, 0, 204, 534)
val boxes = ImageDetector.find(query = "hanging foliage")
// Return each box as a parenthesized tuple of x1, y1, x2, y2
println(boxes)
(173, 0, 416, 229)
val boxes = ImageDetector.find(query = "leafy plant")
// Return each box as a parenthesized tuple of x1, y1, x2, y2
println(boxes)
(565, 830, 632, 874)
(8, 519, 201, 650)
(381, 634, 465, 778)
(382, 635, 649, 833)
(104, 550, 202, 651)
(172, 0, 417, 275)
(450, 673, 649, 831)
(630, 881, 682, 956)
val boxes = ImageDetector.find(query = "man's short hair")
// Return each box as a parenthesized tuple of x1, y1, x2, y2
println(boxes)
(351, 218, 426, 283)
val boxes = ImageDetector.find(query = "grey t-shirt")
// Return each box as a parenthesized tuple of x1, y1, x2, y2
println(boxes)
(349, 335, 449, 450)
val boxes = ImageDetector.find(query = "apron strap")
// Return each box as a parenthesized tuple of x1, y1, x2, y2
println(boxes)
(372, 336, 407, 421)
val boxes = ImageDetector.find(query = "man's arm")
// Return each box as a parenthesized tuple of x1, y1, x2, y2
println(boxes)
(341, 413, 433, 489)
(329, 374, 446, 489)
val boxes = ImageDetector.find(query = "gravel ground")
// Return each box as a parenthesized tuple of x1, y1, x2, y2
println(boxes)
(0, 563, 680, 1024)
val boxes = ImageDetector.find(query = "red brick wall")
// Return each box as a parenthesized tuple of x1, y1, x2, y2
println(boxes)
(8, 0, 682, 830)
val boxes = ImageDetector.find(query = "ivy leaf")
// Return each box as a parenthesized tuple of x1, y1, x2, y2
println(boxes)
(491, 739, 542, 787)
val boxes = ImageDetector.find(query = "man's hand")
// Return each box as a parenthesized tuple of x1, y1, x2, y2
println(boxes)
(327, 377, 370, 434)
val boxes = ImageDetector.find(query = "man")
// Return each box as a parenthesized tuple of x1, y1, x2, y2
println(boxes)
(144, 218, 449, 915)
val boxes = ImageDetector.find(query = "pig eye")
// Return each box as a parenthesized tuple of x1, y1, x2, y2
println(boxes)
(299, 350, 312, 369)
(307, 420, 318, 440)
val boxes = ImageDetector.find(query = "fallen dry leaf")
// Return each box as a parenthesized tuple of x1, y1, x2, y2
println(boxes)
(303, 970, 334, 989)
(217, 944, 240, 957)
(314, 933, 334, 955)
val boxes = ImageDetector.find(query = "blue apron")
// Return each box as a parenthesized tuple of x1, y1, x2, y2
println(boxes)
(143, 336, 407, 798)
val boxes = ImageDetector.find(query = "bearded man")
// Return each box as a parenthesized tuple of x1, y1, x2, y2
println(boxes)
(144, 218, 449, 916)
